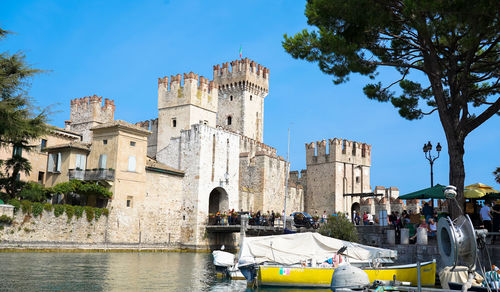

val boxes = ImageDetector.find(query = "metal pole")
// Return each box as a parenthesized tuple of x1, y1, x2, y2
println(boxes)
(430, 160, 434, 187)
(417, 261, 422, 292)
(283, 128, 290, 231)
(430, 161, 434, 208)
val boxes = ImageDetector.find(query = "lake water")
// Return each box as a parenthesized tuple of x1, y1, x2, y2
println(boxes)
(0, 252, 330, 292)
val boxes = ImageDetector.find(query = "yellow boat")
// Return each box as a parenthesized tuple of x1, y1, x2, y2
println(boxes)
(257, 260, 436, 288)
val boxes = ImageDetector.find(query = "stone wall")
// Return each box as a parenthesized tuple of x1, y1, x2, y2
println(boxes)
(157, 124, 240, 247)
(0, 209, 107, 246)
(303, 139, 371, 215)
(0, 205, 14, 217)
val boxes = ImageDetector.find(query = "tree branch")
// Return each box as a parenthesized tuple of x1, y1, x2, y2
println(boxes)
(464, 97, 500, 135)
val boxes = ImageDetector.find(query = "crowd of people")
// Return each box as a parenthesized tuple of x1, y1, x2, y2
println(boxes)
(212, 209, 281, 226)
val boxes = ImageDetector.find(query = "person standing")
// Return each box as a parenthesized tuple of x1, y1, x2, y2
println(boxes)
(363, 211, 368, 225)
(322, 211, 327, 224)
(491, 200, 500, 243)
(480, 202, 493, 232)
(422, 202, 433, 222)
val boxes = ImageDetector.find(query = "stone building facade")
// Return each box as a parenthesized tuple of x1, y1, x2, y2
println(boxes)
(19, 58, 302, 249)
(1, 57, 403, 249)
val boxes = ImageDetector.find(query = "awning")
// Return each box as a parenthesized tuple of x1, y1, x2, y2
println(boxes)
(464, 183, 499, 199)
(398, 184, 447, 200)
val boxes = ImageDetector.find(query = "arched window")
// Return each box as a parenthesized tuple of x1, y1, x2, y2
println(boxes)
(230, 95, 233, 101)
(250, 95, 253, 101)
(227, 116, 232, 125)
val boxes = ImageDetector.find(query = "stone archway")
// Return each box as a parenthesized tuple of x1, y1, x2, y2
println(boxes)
(209, 187, 229, 214)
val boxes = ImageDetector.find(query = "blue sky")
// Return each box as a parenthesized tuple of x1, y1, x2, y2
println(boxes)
(2, 0, 499, 194)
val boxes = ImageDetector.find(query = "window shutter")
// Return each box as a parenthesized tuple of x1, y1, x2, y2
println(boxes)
(56, 153, 62, 172)
(48, 154, 55, 172)
(99, 154, 107, 169)
(128, 156, 136, 172)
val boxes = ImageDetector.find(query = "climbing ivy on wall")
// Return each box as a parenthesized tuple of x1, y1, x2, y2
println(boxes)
(8, 199, 109, 222)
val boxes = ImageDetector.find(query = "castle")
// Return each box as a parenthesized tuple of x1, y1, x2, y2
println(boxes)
(0, 57, 403, 249)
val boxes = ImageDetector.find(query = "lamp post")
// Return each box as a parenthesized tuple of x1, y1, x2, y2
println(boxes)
(423, 141, 442, 208)
(423, 141, 442, 187)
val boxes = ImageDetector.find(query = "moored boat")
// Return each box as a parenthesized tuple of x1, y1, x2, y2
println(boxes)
(212, 250, 244, 280)
(256, 260, 436, 288)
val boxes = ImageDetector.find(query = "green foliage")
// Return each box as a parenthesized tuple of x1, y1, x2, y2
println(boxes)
(283, 1, 500, 213)
(19, 182, 49, 202)
(94, 208, 103, 221)
(102, 208, 109, 217)
(20, 200, 32, 214)
(7, 199, 20, 213)
(74, 206, 84, 218)
(318, 214, 358, 243)
(53, 205, 64, 217)
(0, 214, 13, 224)
(43, 203, 53, 212)
(84, 206, 94, 222)
(64, 205, 75, 221)
(32, 202, 43, 217)
(0, 28, 49, 199)
(48, 180, 112, 200)
(494, 167, 500, 184)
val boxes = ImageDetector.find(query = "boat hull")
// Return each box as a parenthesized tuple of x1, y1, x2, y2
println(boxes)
(257, 261, 436, 288)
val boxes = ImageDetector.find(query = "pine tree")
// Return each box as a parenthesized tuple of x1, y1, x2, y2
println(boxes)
(0, 28, 49, 199)
(283, 0, 500, 218)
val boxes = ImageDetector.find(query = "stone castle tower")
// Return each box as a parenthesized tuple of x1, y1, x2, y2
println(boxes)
(156, 73, 218, 153)
(213, 58, 269, 142)
(302, 138, 372, 214)
(69, 95, 115, 143)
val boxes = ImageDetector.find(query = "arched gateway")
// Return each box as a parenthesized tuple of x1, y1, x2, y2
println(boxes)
(208, 187, 229, 214)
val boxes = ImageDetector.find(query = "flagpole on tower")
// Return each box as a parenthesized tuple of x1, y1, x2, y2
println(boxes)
(239, 45, 242, 58)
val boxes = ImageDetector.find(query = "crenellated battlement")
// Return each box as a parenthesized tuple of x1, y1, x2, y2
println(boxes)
(134, 118, 158, 132)
(69, 95, 115, 143)
(305, 138, 371, 166)
(213, 58, 269, 97)
(157, 72, 218, 112)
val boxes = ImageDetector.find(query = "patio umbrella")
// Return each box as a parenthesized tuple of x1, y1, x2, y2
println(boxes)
(398, 184, 447, 200)
(464, 183, 500, 199)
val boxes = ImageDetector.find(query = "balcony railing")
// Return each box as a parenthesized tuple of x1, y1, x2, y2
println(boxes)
(68, 169, 85, 180)
(68, 169, 115, 181)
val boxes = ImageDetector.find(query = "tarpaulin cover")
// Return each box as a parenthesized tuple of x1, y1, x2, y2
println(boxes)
(238, 232, 397, 267)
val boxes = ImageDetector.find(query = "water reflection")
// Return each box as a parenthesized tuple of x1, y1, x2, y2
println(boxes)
(0, 252, 331, 291)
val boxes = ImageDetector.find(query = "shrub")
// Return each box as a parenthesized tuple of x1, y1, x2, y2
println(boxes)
(8, 199, 21, 213)
(102, 208, 109, 217)
(0, 215, 13, 224)
(84, 206, 94, 222)
(65, 205, 75, 221)
(318, 214, 359, 242)
(43, 203, 53, 212)
(53, 205, 64, 217)
(94, 208, 103, 221)
(74, 206, 84, 218)
(19, 182, 49, 202)
(20, 200, 32, 214)
(32, 202, 44, 217)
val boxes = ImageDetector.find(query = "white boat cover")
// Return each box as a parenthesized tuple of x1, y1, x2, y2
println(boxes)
(238, 232, 397, 267)
(213, 250, 235, 267)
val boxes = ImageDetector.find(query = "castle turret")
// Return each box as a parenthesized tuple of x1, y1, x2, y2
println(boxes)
(304, 138, 372, 214)
(213, 58, 269, 142)
(69, 95, 115, 142)
(156, 72, 218, 152)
